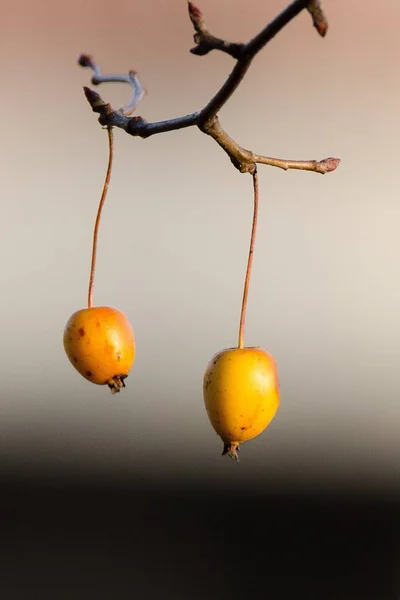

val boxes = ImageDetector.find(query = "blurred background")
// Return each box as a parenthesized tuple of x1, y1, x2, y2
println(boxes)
(1, 1, 399, 597)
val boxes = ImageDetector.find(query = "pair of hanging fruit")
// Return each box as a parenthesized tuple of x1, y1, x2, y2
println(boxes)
(62, 127, 278, 460)
(63, 128, 135, 394)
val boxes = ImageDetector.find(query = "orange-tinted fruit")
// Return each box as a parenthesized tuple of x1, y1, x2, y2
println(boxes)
(63, 306, 135, 394)
(203, 346, 280, 460)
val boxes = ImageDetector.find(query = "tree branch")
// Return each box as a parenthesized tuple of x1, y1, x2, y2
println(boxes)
(79, 0, 339, 176)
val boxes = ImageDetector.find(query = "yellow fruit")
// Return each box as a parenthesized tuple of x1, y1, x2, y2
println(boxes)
(203, 346, 280, 461)
(63, 306, 135, 394)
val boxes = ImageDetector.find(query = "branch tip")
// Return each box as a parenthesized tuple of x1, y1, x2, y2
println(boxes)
(83, 86, 101, 104)
(78, 54, 94, 68)
(188, 1, 205, 32)
(83, 86, 111, 116)
(307, 1, 328, 37)
(319, 157, 340, 173)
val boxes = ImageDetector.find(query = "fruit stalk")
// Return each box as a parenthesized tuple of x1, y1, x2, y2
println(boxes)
(88, 126, 114, 309)
(238, 169, 259, 349)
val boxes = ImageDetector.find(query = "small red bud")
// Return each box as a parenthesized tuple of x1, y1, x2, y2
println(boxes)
(188, 2, 204, 30)
(78, 54, 94, 68)
(320, 157, 340, 173)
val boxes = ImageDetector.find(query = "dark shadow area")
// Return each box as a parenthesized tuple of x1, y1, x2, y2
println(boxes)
(1, 472, 399, 600)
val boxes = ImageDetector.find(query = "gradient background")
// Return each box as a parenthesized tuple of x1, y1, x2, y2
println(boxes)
(1, 1, 400, 598)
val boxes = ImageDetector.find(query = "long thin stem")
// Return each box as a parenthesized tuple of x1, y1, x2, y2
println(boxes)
(87, 126, 114, 308)
(238, 170, 259, 349)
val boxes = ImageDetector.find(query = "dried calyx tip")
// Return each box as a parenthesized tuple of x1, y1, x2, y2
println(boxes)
(222, 442, 240, 463)
(107, 374, 128, 394)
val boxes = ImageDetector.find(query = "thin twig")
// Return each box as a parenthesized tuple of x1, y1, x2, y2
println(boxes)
(253, 155, 341, 174)
(189, 0, 327, 60)
(199, 0, 324, 122)
(79, 55, 145, 116)
(188, 1, 244, 59)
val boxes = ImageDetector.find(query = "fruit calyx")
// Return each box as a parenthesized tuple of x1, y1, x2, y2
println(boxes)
(222, 441, 240, 463)
(107, 374, 128, 394)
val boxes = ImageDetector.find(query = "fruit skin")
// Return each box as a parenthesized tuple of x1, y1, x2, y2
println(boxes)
(203, 347, 280, 460)
(63, 306, 135, 394)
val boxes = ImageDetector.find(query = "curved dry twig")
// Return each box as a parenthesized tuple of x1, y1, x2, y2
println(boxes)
(79, 0, 339, 176)
(79, 54, 145, 116)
